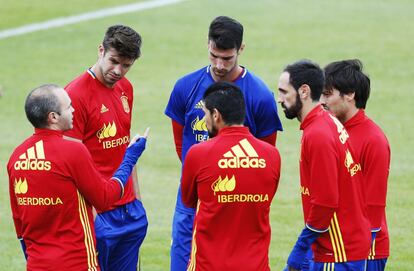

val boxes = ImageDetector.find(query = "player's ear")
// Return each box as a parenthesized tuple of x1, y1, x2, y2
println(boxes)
(212, 108, 220, 122)
(238, 43, 245, 55)
(345, 92, 355, 102)
(299, 84, 310, 99)
(98, 44, 105, 57)
(47, 111, 59, 125)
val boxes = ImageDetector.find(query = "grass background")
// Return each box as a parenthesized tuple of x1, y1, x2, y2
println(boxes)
(0, 0, 413, 270)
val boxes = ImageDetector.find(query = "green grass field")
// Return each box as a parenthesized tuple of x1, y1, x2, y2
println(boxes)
(1, 0, 413, 270)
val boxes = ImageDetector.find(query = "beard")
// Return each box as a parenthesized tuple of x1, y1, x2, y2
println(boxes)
(282, 93, 303, 119)
(207, 124, 218, 138)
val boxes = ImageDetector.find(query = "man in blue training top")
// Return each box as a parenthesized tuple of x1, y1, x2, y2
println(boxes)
(165, 15, 283, 271)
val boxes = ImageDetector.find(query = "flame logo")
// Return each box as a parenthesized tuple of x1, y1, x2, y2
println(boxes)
(191, 116, 207, 132)
(14, 178, 28, 194)
(344, 149, 354, 170)
(211, 175, 236, 195)
(96, 121, 117, 142)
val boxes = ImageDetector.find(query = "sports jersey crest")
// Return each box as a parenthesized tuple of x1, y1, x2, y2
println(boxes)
(120, 94, 130, 113)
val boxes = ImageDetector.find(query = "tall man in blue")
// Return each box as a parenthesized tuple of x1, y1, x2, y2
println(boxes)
(165, 16, 283, 270)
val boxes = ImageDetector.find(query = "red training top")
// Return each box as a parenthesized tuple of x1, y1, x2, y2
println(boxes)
(299, 106, 371, 262)
(345, 109, 390, 259)
(64, 69, 135, 212)
(7, 129, 123, 271)
(182, 126, 281, 271)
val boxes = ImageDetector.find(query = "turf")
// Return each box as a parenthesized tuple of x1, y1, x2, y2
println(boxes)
(0, 0, 413, 270)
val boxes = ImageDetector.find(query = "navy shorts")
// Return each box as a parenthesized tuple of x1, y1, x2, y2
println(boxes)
(366, 258, 387, 271)
(311, 260, 367, 271)
(170, 209, 195, 271)
(95, 199, 148, 271)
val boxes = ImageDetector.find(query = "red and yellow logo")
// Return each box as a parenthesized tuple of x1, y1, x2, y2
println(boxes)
(120, 94, 130, 113)
(96, 122, 117, 142)
(344, 149, 361, 176)
(211, 175, 236, 195)
(14, 178, 28, 194)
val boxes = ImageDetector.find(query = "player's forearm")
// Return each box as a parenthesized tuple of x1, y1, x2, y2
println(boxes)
(181, 180, 197, 208)
(367, 205, 384, 231)
(306, 204, 336, 231)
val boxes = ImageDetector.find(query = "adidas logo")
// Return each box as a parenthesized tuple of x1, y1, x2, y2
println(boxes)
(14, 140, 51, 171)
(14, 178, 28, 194)
(211, 175, 236, 195)
(100, 104, 109, 113)
(194, 100, 204, 109)
(218, 138, 266, 169)
(96, 121, 117, 142)
(191, 116, 207, 132)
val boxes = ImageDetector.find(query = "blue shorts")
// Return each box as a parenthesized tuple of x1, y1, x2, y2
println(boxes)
(301, 248, 314, 271)
(95, 199, 148, 271)
(311, 260, 367, 271)
(366, 259, 387, 271)
(170, 209, 195, 271)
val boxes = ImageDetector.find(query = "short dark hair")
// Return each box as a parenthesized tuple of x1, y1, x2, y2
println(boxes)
(25, 84, 61, 128)
(102, 25, 142, 60)
(208, 16, 243, 50)
(203, 82, 246, 125)
(284, 60, 324, 101)
(324, 59, 371, 109)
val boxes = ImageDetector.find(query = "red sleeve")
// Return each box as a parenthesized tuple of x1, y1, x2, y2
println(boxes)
(258, 132, 277, 146)
(308, 131, 339, 208)
(68, 144, 122, 211)
(8, 165, 22, 238)
(172, 120, 184, 161)
(306, 204, 336, 231)
(181, 146, 201, 208)
(367, 206, 383, 231)
(361, 136, 390, 229)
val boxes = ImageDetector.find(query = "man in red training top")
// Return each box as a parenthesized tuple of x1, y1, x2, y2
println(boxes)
(181, 82, 281, 271)
(277, 60, 371, 271)
(64, 25, 147, 271)
(320, 59, 390, 271)
(7, 84, 147, 271)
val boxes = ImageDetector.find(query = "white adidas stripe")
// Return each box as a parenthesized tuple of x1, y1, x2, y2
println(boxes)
(223, 139, 258, 158)
(19, 140, 45, 159)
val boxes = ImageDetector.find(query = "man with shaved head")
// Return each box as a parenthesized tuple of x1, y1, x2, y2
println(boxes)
(7, 84, 148, 271)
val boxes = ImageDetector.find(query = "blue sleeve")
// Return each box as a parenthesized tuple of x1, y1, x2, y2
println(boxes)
(165, 78, 187, 125)
(254, 89, 283, 137)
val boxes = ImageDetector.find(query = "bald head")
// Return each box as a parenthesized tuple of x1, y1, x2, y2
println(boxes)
(25, 84, 67, 129)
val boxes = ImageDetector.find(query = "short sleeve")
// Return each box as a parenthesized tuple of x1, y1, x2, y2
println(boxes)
(253, 89, 283, 138)
(165, 78, 187, 125)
